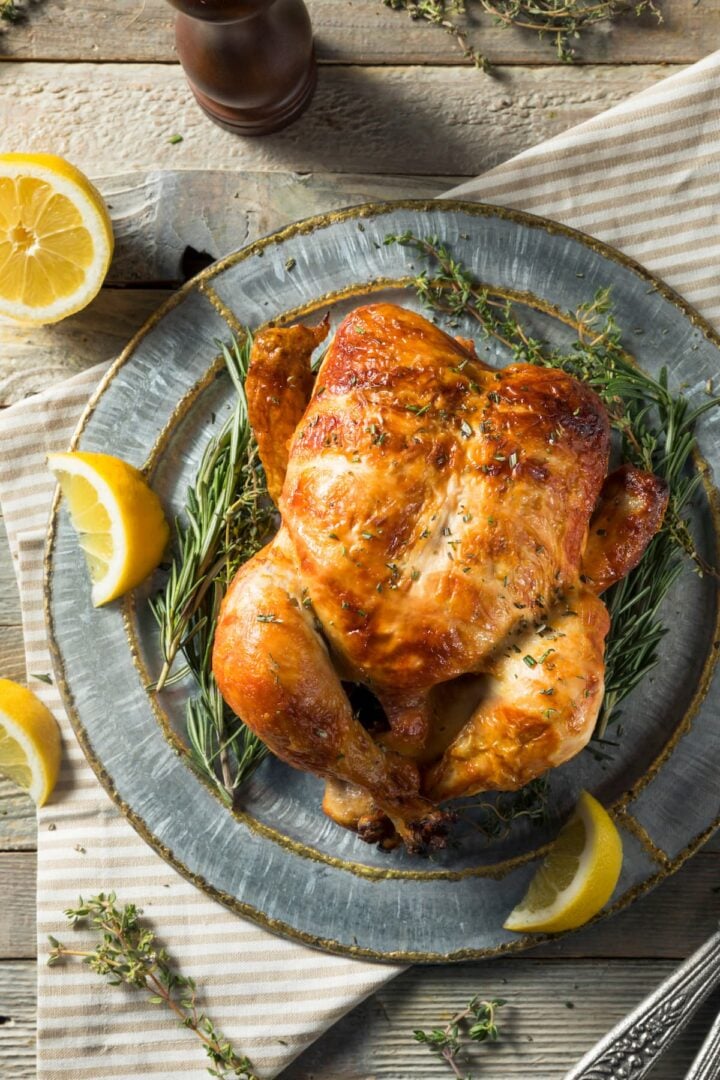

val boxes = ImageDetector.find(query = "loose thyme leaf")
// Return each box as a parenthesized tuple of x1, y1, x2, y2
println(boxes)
(388, 230, 718, 740)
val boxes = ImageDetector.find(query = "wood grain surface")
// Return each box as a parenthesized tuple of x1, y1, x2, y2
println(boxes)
(1, 0, 719, 1076)
(0, 63, 672, 178)
(0, 0, 715, 65)
(1, 959, 719, 1079)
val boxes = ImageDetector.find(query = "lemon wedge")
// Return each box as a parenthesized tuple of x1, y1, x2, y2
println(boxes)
(48, 451, 170, 607)
(504, 790, 623, 933)
(0, 679, 61, 806)
(0, 152, 113, 325)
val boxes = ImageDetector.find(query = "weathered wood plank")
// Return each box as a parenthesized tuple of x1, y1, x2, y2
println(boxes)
(0, 511, 25, 694)
(0, 519, 36, 853)
(0, 855, 35, 960)
(0, 627, 26, 686)
(2, 958, 719, 1079)
(0, 782, 34, 854)
(102, 171, 455, 285)
(0, 62, 672, 179)
(0, 962, 35, 1080)
(3, 850, 720, 962)
(0, 170, 453, 306)
(0, 289, 169, 405)
(285, 960, 720, 1078)
(0, 514, 20, 624)
(0, 0, 714, 66)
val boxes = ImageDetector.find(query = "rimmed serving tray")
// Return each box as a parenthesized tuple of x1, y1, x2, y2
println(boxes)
(46, 200, 720, 962)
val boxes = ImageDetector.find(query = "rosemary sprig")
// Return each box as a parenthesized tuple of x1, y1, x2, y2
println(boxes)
(48, 893, 258, 1080)
(386, 231, 719, 738)
(414, 995, 506, 1078)
(384, 0, 661, 68)
(149, 336, 273, 802)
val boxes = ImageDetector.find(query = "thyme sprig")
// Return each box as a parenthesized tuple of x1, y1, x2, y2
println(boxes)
(384, 0, 660, 69)
(149, 336, 272, 802)
(457, 775, 550, 839)
(48, 893, 258, 1080)
(384, 0, 490, 70)
(414, 995, 506, 1078)
(386, 231, 719, 738)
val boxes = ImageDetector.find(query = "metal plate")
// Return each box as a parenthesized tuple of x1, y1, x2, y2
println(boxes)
(46, 201, 720, 962)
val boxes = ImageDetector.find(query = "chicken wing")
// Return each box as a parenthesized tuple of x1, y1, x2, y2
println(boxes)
(245, 318, 329, 504)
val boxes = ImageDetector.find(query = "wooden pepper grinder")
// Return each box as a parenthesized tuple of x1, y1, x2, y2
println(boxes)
(167, 0, 317, 135)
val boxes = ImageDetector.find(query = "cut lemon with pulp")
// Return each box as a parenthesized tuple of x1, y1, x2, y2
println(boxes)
(48, 451, 170, 607)
(504, 790, 622, 934)
(0, 152, 113, 325)
(0, 679, 61, 806)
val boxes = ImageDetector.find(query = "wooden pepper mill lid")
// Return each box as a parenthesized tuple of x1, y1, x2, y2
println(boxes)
(167, 0, 317, 135)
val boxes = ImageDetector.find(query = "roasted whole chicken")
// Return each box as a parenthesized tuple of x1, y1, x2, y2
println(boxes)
(213, 304, 668, 852)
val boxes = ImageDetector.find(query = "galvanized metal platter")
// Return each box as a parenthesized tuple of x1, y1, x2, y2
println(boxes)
(46, 201, 720, 962)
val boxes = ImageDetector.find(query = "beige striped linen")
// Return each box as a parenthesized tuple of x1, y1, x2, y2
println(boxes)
(1, 45, 720, 1080)
(0, 373, 403, 1080)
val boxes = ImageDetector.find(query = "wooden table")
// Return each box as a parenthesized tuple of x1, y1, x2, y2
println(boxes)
(2, 3, 720, 1077)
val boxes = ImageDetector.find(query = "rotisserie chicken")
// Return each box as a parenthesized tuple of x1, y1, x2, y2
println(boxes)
(212, 303, 668, 853)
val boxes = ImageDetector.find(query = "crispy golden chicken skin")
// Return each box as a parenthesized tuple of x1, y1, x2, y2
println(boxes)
(212, 304, 668, 852)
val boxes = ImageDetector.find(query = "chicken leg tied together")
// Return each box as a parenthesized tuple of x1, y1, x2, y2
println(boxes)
(213, 531, 454, 852)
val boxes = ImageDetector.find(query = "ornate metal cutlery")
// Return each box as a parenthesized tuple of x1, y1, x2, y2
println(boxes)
(565, 928, 720, 1080)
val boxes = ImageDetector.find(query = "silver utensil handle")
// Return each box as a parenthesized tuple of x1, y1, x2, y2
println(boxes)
(686, 1008, 720, 1080)
(565, 929, 720, 1080)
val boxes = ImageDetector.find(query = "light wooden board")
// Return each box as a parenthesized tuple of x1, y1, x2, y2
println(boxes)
(0, 963, 35, 1080)
(285, 960, 720, 1079)
(0, 515, 20, 622)
(0, 62, 673, 179)
(0, 0, 715, 65)
(1, 958, 719, 1079)
(101, 171, 455, 285)
(0, 289, 170, 404)
(0, 781, 34, 853)
(0, 855, 35, 960)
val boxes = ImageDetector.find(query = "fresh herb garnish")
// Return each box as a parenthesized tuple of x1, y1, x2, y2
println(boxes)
(457, 775, 550, 840)
(414, 994, 506, 1077)
(386, 230, 719, 739)
(383, 0, 660, 71)
(149, 335, 272, 803)
(30, 673, 53, 685)
(48, 894, 257, 1080)
(0, 1, 20, 22)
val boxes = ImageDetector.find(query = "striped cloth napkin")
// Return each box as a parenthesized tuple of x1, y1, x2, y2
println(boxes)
(1, 45, 719, 1080)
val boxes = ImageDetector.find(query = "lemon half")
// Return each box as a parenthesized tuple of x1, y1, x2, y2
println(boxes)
(48, 451, 170, 607)
(504, 790, 623, 933)
(0, 679, 61, 806)
(0, 152, 113, 325)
